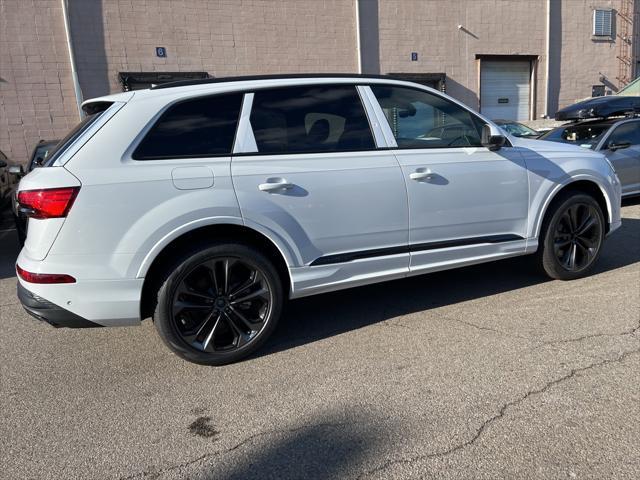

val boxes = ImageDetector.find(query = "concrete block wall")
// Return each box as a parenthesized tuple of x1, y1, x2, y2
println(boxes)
(0, 0, 79, 163)
(70, 0, 359, 99)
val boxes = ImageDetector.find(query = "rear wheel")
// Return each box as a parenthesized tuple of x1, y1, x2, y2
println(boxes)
(153, 242, 283, 365)
(536, 192, 605, 280)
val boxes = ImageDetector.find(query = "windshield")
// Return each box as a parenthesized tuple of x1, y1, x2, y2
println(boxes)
(498, 122, 539, 137)
(539, 123, 610, 149)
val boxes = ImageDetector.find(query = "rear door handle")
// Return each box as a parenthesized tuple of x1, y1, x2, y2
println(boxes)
(258, 178, 294, 192)
(409, 169, 434, 181)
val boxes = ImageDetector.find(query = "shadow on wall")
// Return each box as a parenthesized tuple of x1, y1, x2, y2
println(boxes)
(197, 409, 384, 479)
(445, 77, 479, 112)
(69, 0, 111, 99)
(546, 0, 562, 116)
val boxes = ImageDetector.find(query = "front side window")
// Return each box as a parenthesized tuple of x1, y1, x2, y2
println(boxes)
(249, 85, 375, 154)
(370, 85, 483, 148)
(606, 122, 640, 148)
(133, 93, 242, 160)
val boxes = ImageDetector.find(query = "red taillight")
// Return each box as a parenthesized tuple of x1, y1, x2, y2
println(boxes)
(16, 265, 76, 284)
(17, 187, 80, 219)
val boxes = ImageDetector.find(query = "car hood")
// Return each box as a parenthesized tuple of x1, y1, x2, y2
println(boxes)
(510, 135, 602, 157)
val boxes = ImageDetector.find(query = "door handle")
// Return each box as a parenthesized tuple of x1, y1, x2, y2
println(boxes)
(409, 169, 434, 181)
(258, 178, 294, 192)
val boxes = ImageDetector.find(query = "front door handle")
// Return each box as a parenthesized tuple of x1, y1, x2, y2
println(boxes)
(409, 169, 434, 181)
(258, 178, 294, 192)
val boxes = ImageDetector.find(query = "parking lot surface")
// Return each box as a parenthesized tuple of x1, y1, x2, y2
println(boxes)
(1, 202, 639, 480)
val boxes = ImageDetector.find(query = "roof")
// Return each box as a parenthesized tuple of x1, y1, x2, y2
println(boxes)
(555, 95, 640, 121)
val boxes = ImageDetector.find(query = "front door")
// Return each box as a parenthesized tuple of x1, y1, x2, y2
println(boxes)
(231, 84, 409, 273)
(368, 84, 529, 272)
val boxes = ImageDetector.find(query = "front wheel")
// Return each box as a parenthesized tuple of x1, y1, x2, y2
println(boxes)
(536, 192, 605, 280)
(153, 243, 283, 365)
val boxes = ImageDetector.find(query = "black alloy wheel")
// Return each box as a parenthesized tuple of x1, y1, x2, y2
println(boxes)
(537, 192, 605, 280)
(154, 243, 283, 365)
(552, 203, 603, 272)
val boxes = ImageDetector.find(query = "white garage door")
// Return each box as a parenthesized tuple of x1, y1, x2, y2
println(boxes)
(480, 60, 531, 121)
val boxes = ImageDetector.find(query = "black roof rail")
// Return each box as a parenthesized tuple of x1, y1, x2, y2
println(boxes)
(150, 73, 398, 90)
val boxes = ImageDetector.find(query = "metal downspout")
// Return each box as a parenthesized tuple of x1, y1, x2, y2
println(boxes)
(61, 0, 84, 117)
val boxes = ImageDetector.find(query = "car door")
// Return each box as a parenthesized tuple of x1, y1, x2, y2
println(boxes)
(366, 84, 529, 272)
(599, 120, 640, 196)
(231, 84, 409, 281)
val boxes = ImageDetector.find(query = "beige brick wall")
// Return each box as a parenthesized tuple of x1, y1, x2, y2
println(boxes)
(378, 0, 548, 116)
(377, 0, 627, 118)
(0, 0, 79, 163)
(71, 0, 359, 99)
(0, 0, 635, 164)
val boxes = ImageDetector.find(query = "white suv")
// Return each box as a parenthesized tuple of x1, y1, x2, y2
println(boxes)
(16, 75, 622, 365)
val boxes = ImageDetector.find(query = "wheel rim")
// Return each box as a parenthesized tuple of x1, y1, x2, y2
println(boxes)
(171, 257, 273, 353)
(553, 203, 602, 272)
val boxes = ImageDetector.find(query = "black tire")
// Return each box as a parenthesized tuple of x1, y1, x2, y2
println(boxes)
(153, 242, 283, 365)
(536, 191, 605, 280)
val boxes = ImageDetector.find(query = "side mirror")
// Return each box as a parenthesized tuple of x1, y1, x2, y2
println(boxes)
(482, 124, 506, 151)
(608, 141, 631, 152)
(8, 165, 24, 176)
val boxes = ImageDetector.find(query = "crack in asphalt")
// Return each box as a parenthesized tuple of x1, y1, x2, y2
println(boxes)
(118, 422, 347, 479)
(355, 347, 640, 479)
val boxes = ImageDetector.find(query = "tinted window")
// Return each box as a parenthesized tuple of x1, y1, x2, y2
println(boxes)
(370, 85, 483, 148)
(250, 86, 375, 154)
(133, 93, 242, 159)
(606, 122, 640, 147)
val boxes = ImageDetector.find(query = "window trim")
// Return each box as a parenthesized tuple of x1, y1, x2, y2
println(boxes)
(233, 83, 380, 157)
(131, 92, 244, 161)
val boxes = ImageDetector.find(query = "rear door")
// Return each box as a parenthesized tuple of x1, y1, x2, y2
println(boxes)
(231, 84, 409, 271)
(600, 120, 640, 196)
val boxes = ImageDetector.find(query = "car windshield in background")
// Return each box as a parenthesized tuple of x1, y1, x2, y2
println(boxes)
(539, 123, 610, 149)
(497, 122, 539, 137)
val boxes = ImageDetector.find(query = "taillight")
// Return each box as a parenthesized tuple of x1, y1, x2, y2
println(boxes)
(16, 265, 76, 284)
(17, 187, 80, 219)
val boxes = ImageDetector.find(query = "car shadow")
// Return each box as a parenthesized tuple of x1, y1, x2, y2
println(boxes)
(257, 213, 640, 359)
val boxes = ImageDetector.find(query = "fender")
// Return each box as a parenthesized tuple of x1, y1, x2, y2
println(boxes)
(530, 173, 616, 239)
(135, 216, 301, 280)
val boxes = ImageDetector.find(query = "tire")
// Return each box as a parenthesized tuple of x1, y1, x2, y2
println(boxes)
(153, 242, 283, 365)
(536, 191, 605, 280)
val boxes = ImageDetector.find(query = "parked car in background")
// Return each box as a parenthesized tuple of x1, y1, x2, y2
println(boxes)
(15, 74, 621, 365)
(8, 140, 59, 244)
(0, 149, 19, 211)
(540, 96, 640, 197)
(493, 119, 541, 138)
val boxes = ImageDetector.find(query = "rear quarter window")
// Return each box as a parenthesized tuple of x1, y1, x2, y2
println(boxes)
(133, 93, 243, 160)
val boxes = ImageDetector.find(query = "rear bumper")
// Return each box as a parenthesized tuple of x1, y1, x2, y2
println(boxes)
(17, 282, 102, 328)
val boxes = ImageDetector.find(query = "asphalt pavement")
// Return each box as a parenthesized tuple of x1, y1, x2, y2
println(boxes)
(1, 202, 639, 480)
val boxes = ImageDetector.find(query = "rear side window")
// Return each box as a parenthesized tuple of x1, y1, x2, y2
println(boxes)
(249, 85, 375, 154)
(44, 110, 107, 166)
(133, 93, 242, 160)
